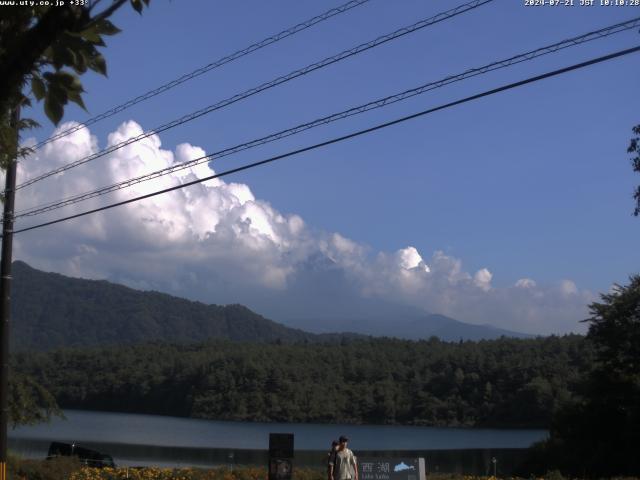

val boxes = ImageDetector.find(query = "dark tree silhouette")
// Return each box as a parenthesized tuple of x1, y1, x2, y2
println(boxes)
(529, 276, 640, 477)
(1, 0, 150, 427)
(0, 0, 150, 168)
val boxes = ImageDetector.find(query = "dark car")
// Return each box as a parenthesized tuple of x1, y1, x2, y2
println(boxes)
(47, 441, 116, 468)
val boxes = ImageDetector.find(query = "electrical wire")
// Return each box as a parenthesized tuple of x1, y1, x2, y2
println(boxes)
(31, 0, 373, 151)
(13, 16, 640, 220)
(14, 0, 495, 192)
(10, 45, 640, 236)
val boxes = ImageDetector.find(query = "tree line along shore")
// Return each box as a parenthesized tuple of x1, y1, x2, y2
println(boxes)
(13, 335, 589, 428)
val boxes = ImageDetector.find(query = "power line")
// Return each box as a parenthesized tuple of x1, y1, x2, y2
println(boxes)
(31, 0, 373, 151)
(13, 16, 640, 220)
(10, 45, 640, 237)
(14, 0, 494, 192)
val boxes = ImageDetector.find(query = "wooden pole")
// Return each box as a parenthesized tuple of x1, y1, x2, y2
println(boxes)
(0, 105, 20, 480)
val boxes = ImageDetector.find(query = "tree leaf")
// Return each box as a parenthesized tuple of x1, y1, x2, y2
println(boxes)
(49, 46, 65, 70)
(44, 93, 64, 125)
(89, 53, 107, 76)
(94, 19, 121, 36)
(69, 74, 85, 94)
(60, 35, 92, 74)
(131, 0, 143, 14)
(67, 90, 87, 112)
(51, 71, 76, 88)
(18, 118, 40, 130)
(72, 49, 88, 74)
(31, 76, 46, 101)
(42, 46, 54, 63)
(50, 44, 77, 70)
(49, 82, 68, 105)
(80, 28, 105, 46)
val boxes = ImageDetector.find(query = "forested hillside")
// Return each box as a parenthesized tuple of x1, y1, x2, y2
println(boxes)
(11, 261, 341, 349)
(11, 261, 531, 348)
(14, 335, 592, 428)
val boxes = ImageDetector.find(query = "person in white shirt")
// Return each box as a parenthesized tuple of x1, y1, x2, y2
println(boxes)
(329, 436, 358, 480)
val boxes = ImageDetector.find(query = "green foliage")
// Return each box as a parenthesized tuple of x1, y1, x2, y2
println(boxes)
(12, 457, 640, 480)
(587, 275, 640, 374)
(628, 124, 640, 216)
(8, 454, 82, 480)
(0, 0, 150, 167)
(528, 276, 640, 477)
(8, 372, 62, 428)
(10, 261, 358, 350)
(6, 261, 597, 431)
(7, 458, 312, 480)
(13, 335, 592, 428)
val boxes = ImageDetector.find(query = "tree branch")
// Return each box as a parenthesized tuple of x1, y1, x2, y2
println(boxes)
(85, 0, 128, 29)
(0, 0, 129, 113)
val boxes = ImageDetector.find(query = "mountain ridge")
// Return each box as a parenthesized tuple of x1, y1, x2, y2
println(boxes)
(11, 261, 324, 350)
(11, 260, 530, 350)
(281, 313, 532, 342)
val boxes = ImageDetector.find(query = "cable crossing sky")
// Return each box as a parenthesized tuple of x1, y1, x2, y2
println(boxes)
(31, 0, 373, 151)
(10, 45, 640, 237)
(14, 0, 495, 192)
(12, 16, 640, 221)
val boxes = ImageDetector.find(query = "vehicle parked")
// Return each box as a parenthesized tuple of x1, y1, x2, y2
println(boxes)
(47, 441, 116, 468)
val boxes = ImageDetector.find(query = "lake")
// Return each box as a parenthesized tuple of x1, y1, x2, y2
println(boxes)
(9, 410, 548, 474)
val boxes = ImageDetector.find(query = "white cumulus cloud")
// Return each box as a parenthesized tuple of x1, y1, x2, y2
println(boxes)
(10, 121, 596, 335)
(560, 279, 579, 296)
(473, 268, 493, 291)
(396, 246, 430, 272)
(515, 278, 537, 289)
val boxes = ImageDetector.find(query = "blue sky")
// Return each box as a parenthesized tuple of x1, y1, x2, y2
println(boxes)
(15, 0, 640, 333)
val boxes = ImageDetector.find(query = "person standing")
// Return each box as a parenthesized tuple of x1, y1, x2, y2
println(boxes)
(327, 440, 339, 480)
(329, 436, 358, 480)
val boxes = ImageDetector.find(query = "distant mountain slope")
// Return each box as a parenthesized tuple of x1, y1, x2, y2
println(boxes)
(11, 261, 324, 350)
(11, 261, 529, 350)
(282, 313, 532, 342)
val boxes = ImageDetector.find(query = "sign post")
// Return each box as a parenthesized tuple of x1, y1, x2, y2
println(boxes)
(268, 433, 294, 480)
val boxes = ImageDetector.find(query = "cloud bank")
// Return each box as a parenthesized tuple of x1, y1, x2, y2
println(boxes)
(11, 121, 594, 334)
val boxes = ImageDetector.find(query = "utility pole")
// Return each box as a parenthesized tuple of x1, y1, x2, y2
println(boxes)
(0, 105, 19, 480)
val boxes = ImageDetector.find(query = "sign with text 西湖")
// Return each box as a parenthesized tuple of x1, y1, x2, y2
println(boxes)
(358, 458, 426, 480)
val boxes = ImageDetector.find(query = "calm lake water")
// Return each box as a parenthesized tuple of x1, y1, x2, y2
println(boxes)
(9, 410, 548, 473)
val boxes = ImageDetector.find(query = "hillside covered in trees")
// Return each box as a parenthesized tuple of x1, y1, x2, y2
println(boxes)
(14, 335, 592, 428)
(11, 261, 530, 349)
(11, 261, 358, 350)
